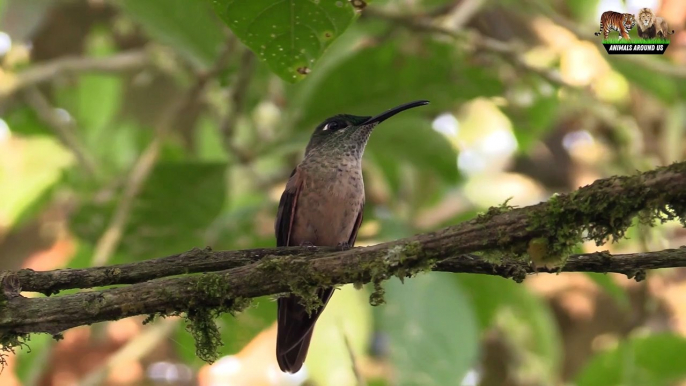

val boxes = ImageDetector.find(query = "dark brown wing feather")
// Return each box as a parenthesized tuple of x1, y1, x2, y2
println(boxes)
(275, 168, 299, 247)
(275, 172, 364, 373)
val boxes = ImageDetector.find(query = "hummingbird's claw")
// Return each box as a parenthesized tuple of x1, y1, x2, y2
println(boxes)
(336, 242, 351, 251)
(299, 241, 318, 251)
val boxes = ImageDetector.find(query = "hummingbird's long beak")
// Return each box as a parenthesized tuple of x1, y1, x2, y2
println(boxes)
(363, 100, 430, 125)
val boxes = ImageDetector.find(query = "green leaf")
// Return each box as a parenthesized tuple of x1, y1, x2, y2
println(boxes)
(458, 274, 562, 385)
(14, 333, 54, 385)
(196, 115, 230, 162)
(11, 176, 61, 229)
(575, 334, 686, 386)
(368, 149, 403, 194)
(307, 284, 373, 385)
(75, 29, 123, 145)
(366, 116, 458, 184)
(0, 136, 73, 228)
(76, 72, 123, 144)
(209, 0, 359, 83)
(118, 0, 225, 65)
(584, 272, 630, 310)
(379, 273, 479, 385)
(70, 162, 227, 262)
(291, 39, 503, 130)
(566, 0, 600, 24)
(122, 162, 228, 258)
(98, 121, 141, 174)
(2, 106, 52, 137)
(610, 59, 677, 104)
(508, 87, 560, 152)
(50, 32, 122, 160)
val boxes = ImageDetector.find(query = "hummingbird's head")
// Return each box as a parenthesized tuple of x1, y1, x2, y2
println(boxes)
(304, 100, 429, 157)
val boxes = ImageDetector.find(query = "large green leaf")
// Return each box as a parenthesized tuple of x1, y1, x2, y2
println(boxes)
(0, 108, 68, 231)
(209, 0, 360, 83)
(379, 272, 479, 385)
(458, 274, 562, 385)
(122, 162, 227, 258)
(575, 334, 686, 386)
(290, 39, 503, 130)
(307, 284, 373, 385)
(70, 162, 227, 262)
(118, 0, 225, 66)
(2, 107, 52, 137)
(0, 136, 73, 228)
(75, 30, 124, 150)
(366, 116, 458, 185)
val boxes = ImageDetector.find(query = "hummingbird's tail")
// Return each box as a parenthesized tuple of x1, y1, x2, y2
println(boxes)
(276, 287, 334, 373)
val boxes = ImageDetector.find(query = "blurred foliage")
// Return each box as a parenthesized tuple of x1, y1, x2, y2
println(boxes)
(120, 0, 225, 66)
(575, 334, 686, 386)
(379, 273, 479, 385)
(0, 0, 685, 385)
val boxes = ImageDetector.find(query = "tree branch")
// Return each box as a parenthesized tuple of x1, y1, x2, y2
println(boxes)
(219, 48, 257, 163)
(0, 161, 684, 337)
(1, 49, 151, 100)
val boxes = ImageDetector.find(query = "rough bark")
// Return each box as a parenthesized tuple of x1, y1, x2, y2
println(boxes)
(0, 161, 685, 341)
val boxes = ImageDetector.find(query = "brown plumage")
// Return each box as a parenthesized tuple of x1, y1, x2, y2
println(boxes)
(274, 166, 363, 372)
(274, 100, 429, 373)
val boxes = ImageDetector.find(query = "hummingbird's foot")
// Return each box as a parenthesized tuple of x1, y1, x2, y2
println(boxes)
(299, 241, 318, 251)
(336, 242, 351, 251)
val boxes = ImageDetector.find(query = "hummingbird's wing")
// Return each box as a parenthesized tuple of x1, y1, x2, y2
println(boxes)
(275, 167, 365, 373)
(348, 204, 364, 246)
(275, 167, 312, 372)
(275, 168, 301, 247)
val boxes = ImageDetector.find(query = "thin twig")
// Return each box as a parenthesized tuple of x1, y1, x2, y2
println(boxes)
(436, 0, 487, 31)
(1, 49, 150, 100)
(90, 136, 162, 266)
(21, 87, 99, 177)
(343, 331, 366, 386)
(219, 48, 257, 163)
(90, 40, 237, 266)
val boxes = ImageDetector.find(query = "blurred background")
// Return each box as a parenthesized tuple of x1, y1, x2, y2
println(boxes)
(1, 0, 686, 385)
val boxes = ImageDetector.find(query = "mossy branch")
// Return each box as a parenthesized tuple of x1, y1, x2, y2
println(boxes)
(0, 161, 685, 355)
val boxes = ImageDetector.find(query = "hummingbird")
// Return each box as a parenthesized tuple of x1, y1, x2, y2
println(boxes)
(274, 99, 430, 373)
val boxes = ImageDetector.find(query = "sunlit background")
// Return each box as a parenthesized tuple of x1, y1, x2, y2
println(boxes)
(1, 0, 686, 385)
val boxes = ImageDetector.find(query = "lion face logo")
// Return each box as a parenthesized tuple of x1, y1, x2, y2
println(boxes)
(638, 8, 654, 27)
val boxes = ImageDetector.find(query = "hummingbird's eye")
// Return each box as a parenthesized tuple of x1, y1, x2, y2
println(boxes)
(323, 120, 345, 132)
